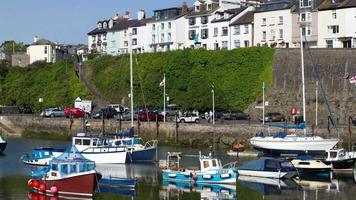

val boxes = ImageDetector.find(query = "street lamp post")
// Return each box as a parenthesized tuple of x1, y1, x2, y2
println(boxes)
(211, 84, 215, 125)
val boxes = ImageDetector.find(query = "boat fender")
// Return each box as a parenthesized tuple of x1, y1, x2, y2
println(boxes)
(192, 174, 198, 181)
(50, 185, 58, 194)
(33, 180, 40, 188)
(203, 174, 212, 179)
(39, 184, 46, 193)
(27, 179, 34, 187)
(220, 173, 231, 179)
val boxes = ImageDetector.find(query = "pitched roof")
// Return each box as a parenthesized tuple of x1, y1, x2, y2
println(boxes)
(318, 0, 356, 10)
(129, 18, 153, 28)
(211, 7, 247, 23)
(31, 39, 55, 46)
(230, 11, 254, 26)
(109, 19, 138, 32)
(87, 28, 107, 36)
(255, 0, 295, 13)
(185, 6, 219, 17)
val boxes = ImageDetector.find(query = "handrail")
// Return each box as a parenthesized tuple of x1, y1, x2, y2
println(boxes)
(222, 161, 237, 169)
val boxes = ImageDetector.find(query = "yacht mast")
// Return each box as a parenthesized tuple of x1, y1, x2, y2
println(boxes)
(299, 1, 307, 136)
(129, 32, 134, 127)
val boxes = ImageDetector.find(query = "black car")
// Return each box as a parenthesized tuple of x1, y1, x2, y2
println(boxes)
(260, 112, 286, 122)
(223, 110, 250, 120)
(93, 107, 118, 119)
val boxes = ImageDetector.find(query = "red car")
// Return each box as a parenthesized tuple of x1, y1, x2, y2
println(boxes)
(64, 107, 86, 118)
(138, 112, 164, 121)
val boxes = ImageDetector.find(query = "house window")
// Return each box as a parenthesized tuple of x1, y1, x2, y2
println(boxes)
(152, 34, 156, 43)
(124, 31, 127, 37)
(168, 33, 171, 42)
(326, 40, 333, 48)
(214, 27, 218, 36)
(300, 12, 312, 22)
(92, 36, 96, 42)
(201, 29, 208, 39)
(196, 5, 200, 11)
(189, 30, 196, 40)
(262, 18, 266, 26)
(301, 26, 311, 36)
(222, 41, 228, 49)
(201, 16, 208, 24)
(103, 34, 107, 40)
(279, 29, 283, 39)
(44, 46, 48, 54)
(270, 29, 276, 40)
(161, 33, 165, 43)
(244, 40, 250, 47)
(189, 17, 196, 25)
(168, 22, 171, 29)
(332, 10, 337, 19)
(234, 40, 240, 48)
(244, 25, 249, 34)
(132, 38, 137, 45)
(208, 4, 212, 10)
(300, 0, 312, 8)
(202, 44, 207, 49)
(234, 26, 240, 35)
(152, 24, 156, 31)
(124, 41, 128, 47)
(279, 16, 283, 25)
(327, 25, 339, 34)
(132, 28, 137, 35)
(262, 31, 266, 40)
(161, 23, 164, 30)
(222, 27, 228, 36)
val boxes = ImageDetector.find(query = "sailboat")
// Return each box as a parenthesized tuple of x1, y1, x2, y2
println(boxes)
(250, 13, 339, 155)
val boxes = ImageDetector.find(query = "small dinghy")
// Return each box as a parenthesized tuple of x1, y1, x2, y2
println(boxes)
(291, 155, 332, 177)
(237, 158, 296, 179)
(161, 152, 237, 184)
(0, 135, 7, 152)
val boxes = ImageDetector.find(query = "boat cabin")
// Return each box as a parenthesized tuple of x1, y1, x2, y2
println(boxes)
(199, 156, 222, 172)
(73, 134, 109, 152)
(45, 159, 96, 179)
(112, 137, 141, 146)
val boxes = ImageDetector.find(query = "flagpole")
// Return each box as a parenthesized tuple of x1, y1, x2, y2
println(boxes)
(163, 73, 166, 123)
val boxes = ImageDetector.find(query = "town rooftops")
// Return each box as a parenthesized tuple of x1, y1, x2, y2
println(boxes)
(254, 0, 295, 13)
(318, 0, 356, 10)
(108, 18, 138, 32)
(31, 39, 55, 46)
(229, 11, 254, 26)
(129, 17, 153, 28)
(211, 7, 247, 23)
(87, 28, 108, 35)
(151, 7, 185, 21)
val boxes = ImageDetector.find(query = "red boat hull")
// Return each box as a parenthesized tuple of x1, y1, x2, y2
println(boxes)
(33, 172, 100, 197)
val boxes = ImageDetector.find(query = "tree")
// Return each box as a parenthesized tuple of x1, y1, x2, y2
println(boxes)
(0, 41, 27, 61)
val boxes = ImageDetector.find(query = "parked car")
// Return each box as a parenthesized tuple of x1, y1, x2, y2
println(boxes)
(259, 112, 286, 122)
(64, 107, 86, 118)
(109, 104, 127, 113)
(138, 112, 164, 121)
(41, 108, 64, 117)
(92, 107, 118, 119)
(222, 110, 250, 120)
(117, 110, 139, 121)
(18, 106, 33, 114)
(164, 105, 181, 116)
(177, 113, 199, 123)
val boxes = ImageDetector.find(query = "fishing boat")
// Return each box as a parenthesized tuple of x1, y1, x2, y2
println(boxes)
(161, 152, 237, 184)
(108, 128, 158, 162)
(0, 135, 7, 152)
(28, 145, 101, 197)
(21, 147, 65, 166)
(323, 148, 356, 169)
(73, 133, 127, 164)
(291, 155, 332, 177)
(237, 158, 296, 179)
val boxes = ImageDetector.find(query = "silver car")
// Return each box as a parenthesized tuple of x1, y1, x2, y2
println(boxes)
(41, 108, 64, 117)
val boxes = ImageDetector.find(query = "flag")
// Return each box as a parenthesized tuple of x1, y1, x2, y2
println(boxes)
(159, 77, 165, 87)
(350, 75, 356, 85)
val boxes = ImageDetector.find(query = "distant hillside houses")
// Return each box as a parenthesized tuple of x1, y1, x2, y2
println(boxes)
(87, 0, 356, 55)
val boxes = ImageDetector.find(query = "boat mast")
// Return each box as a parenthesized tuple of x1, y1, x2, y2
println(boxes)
(129, 32, 134, 127)
(299, 6, 307, 136)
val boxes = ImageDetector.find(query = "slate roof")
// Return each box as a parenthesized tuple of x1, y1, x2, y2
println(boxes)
(255, 0, 296, 13)
(129, 18, 153, 27)
(185, 7, 219, 17)
(211, 7, 247, 23)
(318, 0, 356, 10)
(229, 11, 254, 26)
(109, 19, 138, 32)
(31, 39, 55, 46)
(87, 28, 108, 36)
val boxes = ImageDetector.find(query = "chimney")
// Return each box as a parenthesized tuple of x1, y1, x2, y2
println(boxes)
(137, 10, 146, 20)
(124, 11, 131, 19)
(33, 36, 39, 43)
(113, 13, 120, 20)
(182, 2, 189, 14)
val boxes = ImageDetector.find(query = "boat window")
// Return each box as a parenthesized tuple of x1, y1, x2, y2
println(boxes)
(61, 164, 68, 174)
(92, 139, 98, 146)
(44, 151, 49, 156)
(330, 152, 337, 158)
(115, 141, 122, 146)
(212, 160, 217, 167)
(70, 164, 77, 173)
(203, 161, 209, 168)
(75, 139, 82, 145)
(51, 164, 58, 171)
(83, 139, 91, 146)
(281, 162, 293, 168)
(78, 163, 85, 172)
(299, 162, 310, 165)
(266, 160, 279, 169)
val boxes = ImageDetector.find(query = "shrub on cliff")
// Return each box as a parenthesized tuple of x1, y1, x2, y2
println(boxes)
(87, 47, 274, 111)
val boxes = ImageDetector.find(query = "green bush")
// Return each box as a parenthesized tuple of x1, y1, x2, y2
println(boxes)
(87, 47, 274, 111)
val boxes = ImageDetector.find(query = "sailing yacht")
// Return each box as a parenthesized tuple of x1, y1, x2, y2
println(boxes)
(250, 8, 339, 155)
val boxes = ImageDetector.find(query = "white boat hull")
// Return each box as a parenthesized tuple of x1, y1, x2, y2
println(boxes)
(237, 170, 295, 179)
(80, 150, 127, 164)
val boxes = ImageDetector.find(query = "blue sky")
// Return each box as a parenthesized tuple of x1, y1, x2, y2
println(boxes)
(0, 0, 194, 45)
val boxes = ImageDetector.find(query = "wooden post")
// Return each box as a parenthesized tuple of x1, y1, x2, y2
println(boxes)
(156, 114, 159, 138)
(119, 113, 122, 131)
(101, 113, 105, 135)
(175, 114, 179, 143)
(137, 118, 140, 135)
(349, 116, 352, 151)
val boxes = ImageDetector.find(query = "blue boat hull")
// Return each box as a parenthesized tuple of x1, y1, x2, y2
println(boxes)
(99, 186, 136, 196)
(100, 178, 136, 187)
(127, 147, 156, 162)
(162, 170, 237, 184)
(0, 142, 7, 152)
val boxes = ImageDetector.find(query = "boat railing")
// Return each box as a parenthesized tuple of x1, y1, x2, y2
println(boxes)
(145, 140, 158, 148)
(82, 146, 127, 153)
(222, 161, 237, 169)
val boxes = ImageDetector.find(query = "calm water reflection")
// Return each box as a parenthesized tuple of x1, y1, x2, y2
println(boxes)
(1, 137, 356, 200)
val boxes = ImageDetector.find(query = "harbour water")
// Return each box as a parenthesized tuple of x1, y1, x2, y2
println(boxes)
(1, 137, 356, 200)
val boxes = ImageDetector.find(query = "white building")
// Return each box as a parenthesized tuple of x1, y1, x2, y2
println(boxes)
(88, 19, 110, 54)
(254, 0, 295, 48)
(127, 10, 151, 53)
(229, 9, 254, 49)
(317, 0, 356, 48)
(26, 36, 65, 64)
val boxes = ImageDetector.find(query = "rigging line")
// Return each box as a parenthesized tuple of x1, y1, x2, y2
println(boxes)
(302, 34, 339, 137)
(133, 53, 150, 122)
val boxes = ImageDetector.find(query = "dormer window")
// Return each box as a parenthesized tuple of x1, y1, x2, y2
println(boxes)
(208, 4, 212, 10)
(103, 22, 107, 29)
(109, 19, 114, 29)
(193, 1, 201, 12)
(97, 23, 102, 29)
(206, 0, 213, 10)
(196, 5, 200, 12)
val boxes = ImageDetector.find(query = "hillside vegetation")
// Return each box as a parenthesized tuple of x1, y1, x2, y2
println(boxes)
(0, 60, 91, 111)
(87, 47, 274, 111)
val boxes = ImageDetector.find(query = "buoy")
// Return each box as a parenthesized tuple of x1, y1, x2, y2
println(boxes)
(38, 194, 45, 200)
(33, 180, 40, 188)
(50, 185, 58, 194)
(27, 179, 34, 187)
(39, 184, 46, 193)
(192, 174, 198, 180)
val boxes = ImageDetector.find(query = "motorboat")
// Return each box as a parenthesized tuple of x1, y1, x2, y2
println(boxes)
(161, 152, 237, 184)
(250, 125, 339, 155)
(237, 158, 296, 179)
(73, 133, 127, 164)
(21, 147, 65, 166)
(0, 135, 7, 152)
(109, 128, 158, 162)
(28, 145, 101, 197)
(291, 155, 332, 177)
(323, 148, 356, 169)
